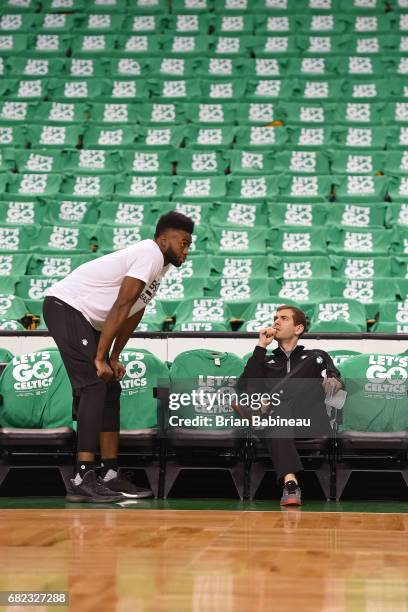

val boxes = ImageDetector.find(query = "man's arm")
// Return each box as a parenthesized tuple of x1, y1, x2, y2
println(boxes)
(108, 308, 145, 380)
(95, 277, 145, 381)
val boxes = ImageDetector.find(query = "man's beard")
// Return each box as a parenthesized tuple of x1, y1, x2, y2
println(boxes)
(164, 245, 182, 267)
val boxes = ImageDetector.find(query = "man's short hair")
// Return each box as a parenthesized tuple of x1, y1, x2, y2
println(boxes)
(276, 305, 308, 334)
(155, 211, 194, 238)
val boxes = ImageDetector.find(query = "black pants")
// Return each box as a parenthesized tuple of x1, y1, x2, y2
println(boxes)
(264, 437, 303, 482)
(43, 296, 121, 453)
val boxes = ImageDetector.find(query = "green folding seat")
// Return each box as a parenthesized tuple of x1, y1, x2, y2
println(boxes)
(138, 102, 186, 125)
(121, 150, 174, 175)
(254, 14, 297, 35)
(133, 126, 185, 149)
(345, 34, 395, 56)
(392, 227, 408, 256)
(198, 57, 253, 79)
(27, 125, 82, 149)
(0, 319, 24, 330)
(329, 203, 386, 228)
(47, 78, 104, 102)
(71, 34, 118, 57)
(240, 298, 300, 333)
(243, 78, 294, 102)
(76, 13, 124, 33)
(0, 349, 72, 429)
(63, 150, 121, 176)
(185, 101, 237, 125)
(375, 300, 408, 332)
(175, 150, 227, 175)
(0, 13, 35, 32)
(115, 34, 161, 56)
(331, 255, 391, 279)
(0, 225, 34, 251)
(16, 276, 60, 302)
(64, 57, 107, 79)
(117, 348, 168, 428)
(166, 255, 211, 281)
(137, 298, 168, 332)
(334, 176, 388, 203)
(0, 253, 29, 277)
(160, 202, 213, 228)
(226, 176, 278, 200)
(88, 102, 138, 124)
(34, 12, 76, 33)
(268, 203, 329, 227)
(384, 151, 408, 177)
(269, 277, 331, 303)
(0, 34, 28, 56)
(0, 276, 19, 296)
(158, 14, 207, 34)
(277, 175, 332, 203)
(200, 79, 246, 101)
(235, 125, 288, 150)
(342, 77, 401, 103)
(43, 197, 100, 227)
(172, 0, 213, 12)
(296, 35, 347, 56)
(173, 297, 232, 331)
(228, 150, 275, 175)
(211, 254, 268, 279)
(205, 277, 267, 303)
(274, 150, 330, 175)
(397, 279, 408, 299)
(114, 175, 174, 200)
(108, 57, 150, 78)
(14, 150, 66, 174)
(148, 57, 194, 79)
(27, 253, 94, 277)
(3, 78, 49, 102)
(328, 227, 392, 255)
(41, 0, 85, 11)
(161, 34, 210, 56)
(35, 225, 95, 254)
(183, 225, 209, 255)
(0, 174, 8, 197)
(29, 34, 73, 56)
(173, 176, 226, 201)
(268, 255, 331, 280)
(339, 0, 386, 12)
(327, 349, 361, 370)
(388, 177, 408, 203)
(308, 298, 367, 332)
(95, 225, 153, 252)
(235, 102, 278, 125)
(288, 127, 334, 149)
(291, 78, 344, 102)
(208, 34, 253, 57)
(372, 321, 408, 333)
(184, 126, 235, 149)
(60, 174, 115, 199)
(333, 126, 387, 149)
(97, 201, 159, 227)
(0, 198, 47, 226)
(250, 35, 299, 57)
(209, 227, 268, 255)
(0, 101, 36, 124)
(283, 102, 332, 126)
(391, 254, 408, 278)
(82, 125, 134, 149)
(97, 79, 150, 102)
(336, 56, 392, 80)
(269, 226, 328, 254)
(0, 149, 14, 173)
(299, 14, 349, 35)
(6, 173, 61, 199)
(156, 276, 205, 306)
(330, 151, 384, 175)
(348, 14, 394, 35)
(333, 102, 383, 126)
(339, 352, 408, 433)
(211, 202, 268, 228)
(331, 278, 398, 318)
(0, 125, 27, 149)
(32, 102, 87, 125)
(286, 57, 338, 80)
(0, 293, 26, 321)
(213, 14, 254, 34)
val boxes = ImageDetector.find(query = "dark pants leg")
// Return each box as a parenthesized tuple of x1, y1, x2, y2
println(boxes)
(43, 296, 121, 454)
(264, 437, 303, 482)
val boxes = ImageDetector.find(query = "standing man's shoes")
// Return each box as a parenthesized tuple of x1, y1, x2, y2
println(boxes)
(280, 480, 302, 506)
(99, 472, 153, 499)
(66, 470, 123, 503)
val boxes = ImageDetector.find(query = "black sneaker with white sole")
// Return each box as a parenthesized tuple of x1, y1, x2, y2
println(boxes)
(66, 470, 124, 503)
(99, 472, 153, 499)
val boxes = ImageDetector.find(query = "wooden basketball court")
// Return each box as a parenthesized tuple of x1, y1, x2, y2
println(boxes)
(1, 505, 407, 611)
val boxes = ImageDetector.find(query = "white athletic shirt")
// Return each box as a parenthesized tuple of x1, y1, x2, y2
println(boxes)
(46, 239, 169, 330)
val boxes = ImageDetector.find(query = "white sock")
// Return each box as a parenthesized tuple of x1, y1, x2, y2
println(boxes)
(103, 469, 117, 482)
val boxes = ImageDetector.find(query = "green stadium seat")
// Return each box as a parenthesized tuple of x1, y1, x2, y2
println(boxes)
(114, 175, 174, 200)
(14, 150, 66, 174)
(0, 293, 26, 322)
(330, 152, 384, 175)
(309, 298, 367, 332)
(236, 102, 278, 124)
(43, 197, 100, 227)
(269, 277, 331, 302)
(0, 125, 27, 149)
(327, 227, 393, 255)
(209, 226, 268, 254)
(0, 253, 29, 277)
(174, 150, 227, 175)
(274, 150, 330, 174)
(269, 255, 331, 279)
(95, 225, 152, 252)
(234, 125, 288, 149)
(228, 149, 275, 175)
(331, 255, 391, 279)
(269, 226, 328, 255)
(27, 124, 82, 148)
(333, 101, 383, 125)
(7, 172, 62, 198)
(227, 176, 278, 200)
(185, 101, 237, 124)
(331, 277, 398, 318)
(327, 349, 361, 370)
(35, 225, 95, 254)
(329, 203, 386, 228)
(64, 149, 123, 175)
(173, 176, 227, 201)
(211, 254, 268, 279)
(205, 277, 266, 302)
(15, 275, 59, 302)
(32, 101, 88, 124)
(268, 203, 329, 227)
(27, 253, 94, 277)
(98, 201, 156, 227)
(333, 126, 387, 148)
(0, 198, 47, 226)
(184, 126, 235, 149)
(88, 102, 139, 124)
(0, 225, 36, 251)
(174, 297, 233, 331)
(288, 127, 334, 149)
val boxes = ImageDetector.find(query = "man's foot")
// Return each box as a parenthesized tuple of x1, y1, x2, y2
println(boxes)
(280, 480, 302, 506)
(66, 470, 123, 503)
(99, 471, 153, 499)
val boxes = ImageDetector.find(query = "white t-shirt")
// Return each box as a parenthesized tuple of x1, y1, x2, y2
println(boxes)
(46, 239, 169, 330)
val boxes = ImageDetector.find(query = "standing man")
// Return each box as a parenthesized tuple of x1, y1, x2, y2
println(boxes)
(43, 211, 194, 503)
(239, 305, 342, 506)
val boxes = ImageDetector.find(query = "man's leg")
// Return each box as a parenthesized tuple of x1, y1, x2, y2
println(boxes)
(264, 437, 303, 506)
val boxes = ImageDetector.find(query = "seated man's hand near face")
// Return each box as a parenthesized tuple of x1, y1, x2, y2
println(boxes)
(258, 327, 276, 349)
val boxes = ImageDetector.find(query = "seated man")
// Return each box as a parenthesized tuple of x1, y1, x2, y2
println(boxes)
(238, 305, 343, 506)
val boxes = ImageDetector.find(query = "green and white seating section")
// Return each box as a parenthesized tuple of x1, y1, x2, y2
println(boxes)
(0, 0, 408, 332)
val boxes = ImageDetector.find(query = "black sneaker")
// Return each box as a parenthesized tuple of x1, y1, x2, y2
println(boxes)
(66, 470, 123, 503)
(99, 472, 153, 499)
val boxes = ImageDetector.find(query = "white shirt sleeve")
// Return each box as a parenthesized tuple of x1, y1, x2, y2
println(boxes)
(126, 247, 163, 284)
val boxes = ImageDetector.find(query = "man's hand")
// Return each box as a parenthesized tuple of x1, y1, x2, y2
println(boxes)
(94, 358, 113, 382)
(258, 327, 276, 349)
(109, 357, 126, 381)
(323, 377, 342, 397)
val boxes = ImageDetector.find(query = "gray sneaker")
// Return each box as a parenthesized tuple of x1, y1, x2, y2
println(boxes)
(280, 480, 302, 506)
(66, 470, 123, 503)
